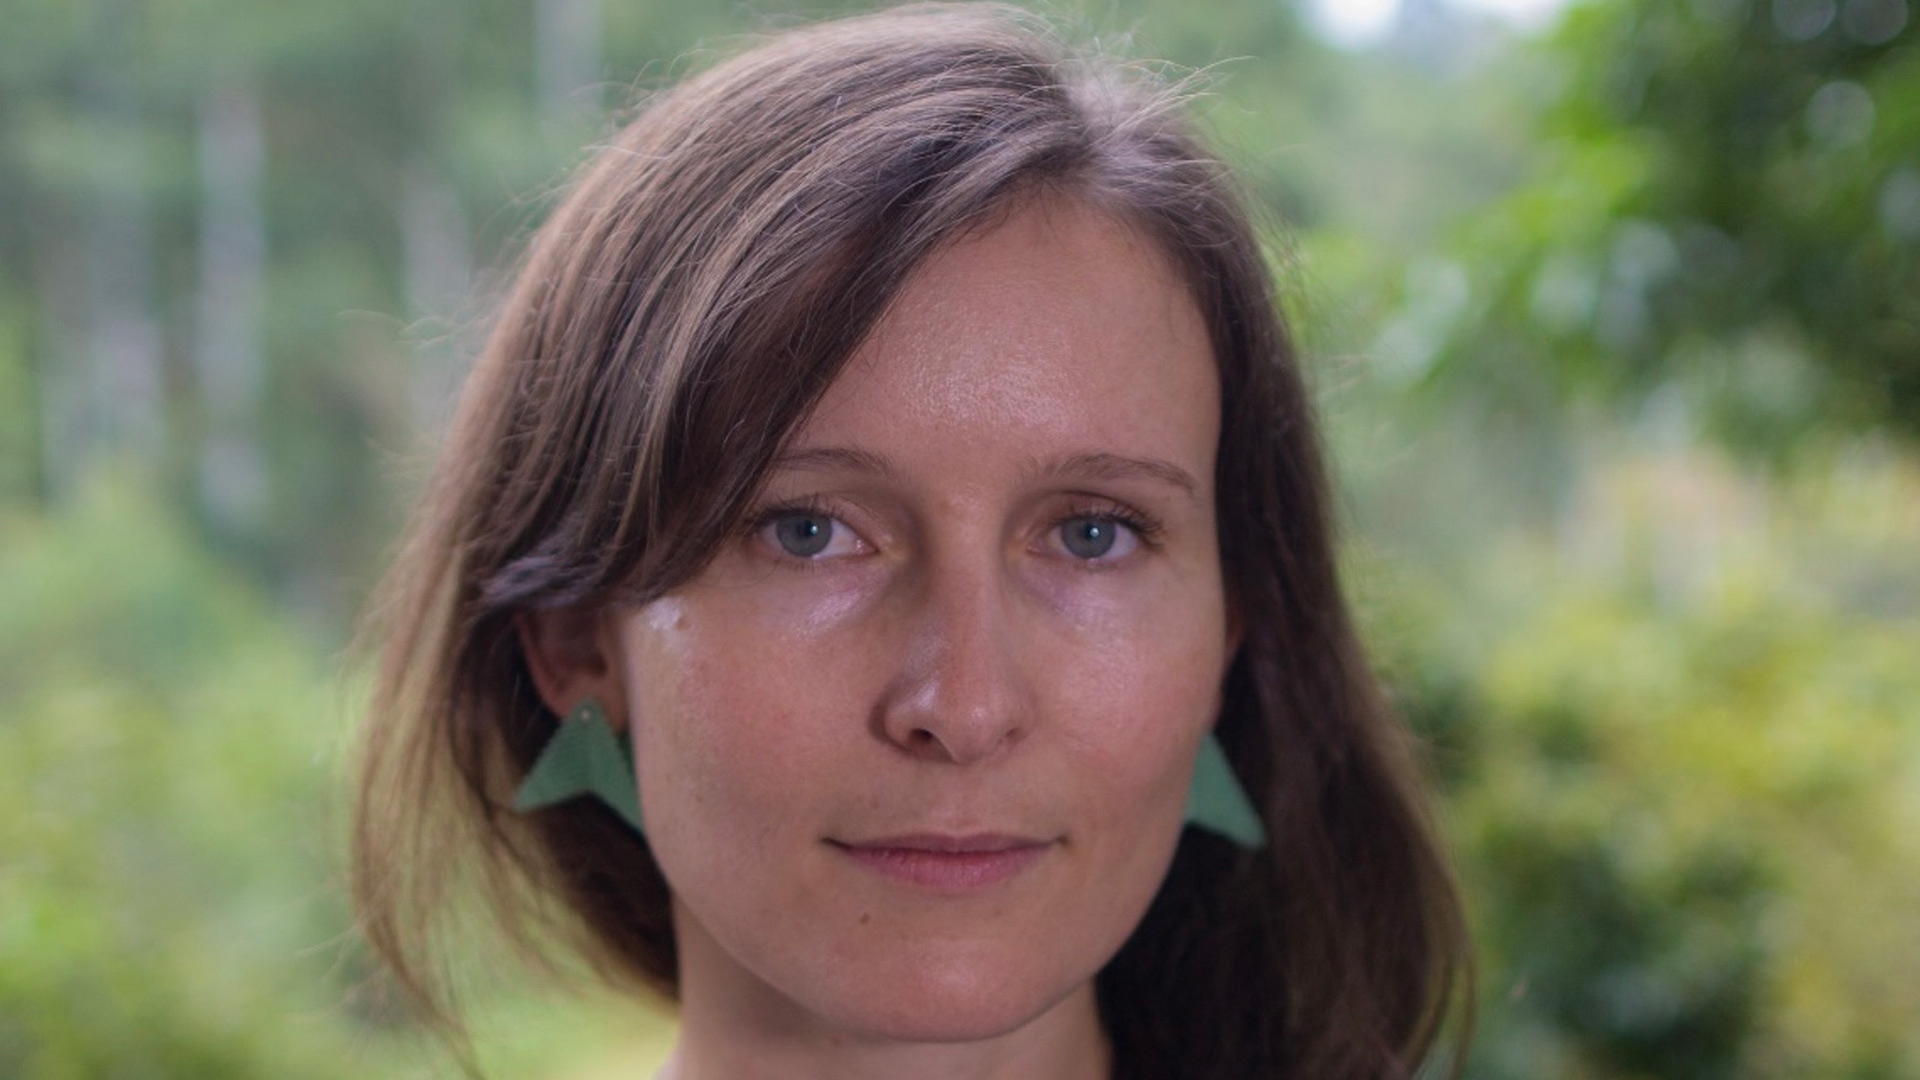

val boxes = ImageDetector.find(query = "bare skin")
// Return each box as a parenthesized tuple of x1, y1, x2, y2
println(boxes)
(522, 195, 1230, 1080)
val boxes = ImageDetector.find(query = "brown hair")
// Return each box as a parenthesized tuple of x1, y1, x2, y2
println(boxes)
(351, 5, 1470, 1077)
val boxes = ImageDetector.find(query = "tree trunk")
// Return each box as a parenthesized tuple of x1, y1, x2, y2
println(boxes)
(401, 158, 471, 428)
(194, 79, 269, 529)
(537, 0, 604, 125)
(80, 46, 164, 467)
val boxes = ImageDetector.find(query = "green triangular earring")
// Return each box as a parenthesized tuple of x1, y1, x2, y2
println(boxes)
(511, 697, 645, 834)
(1183, 730, 1266, 848)
(512, 703, 1260, 848)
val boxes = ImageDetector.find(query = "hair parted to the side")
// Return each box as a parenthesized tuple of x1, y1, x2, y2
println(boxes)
(350, 4, 1471, 1077)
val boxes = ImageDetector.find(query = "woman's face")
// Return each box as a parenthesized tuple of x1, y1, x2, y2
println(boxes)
(615, 197, 1231, 1046)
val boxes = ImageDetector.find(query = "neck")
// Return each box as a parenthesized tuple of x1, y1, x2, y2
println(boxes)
(660, 1015, 1111, 1080)
(658, 911, 1112, 1080)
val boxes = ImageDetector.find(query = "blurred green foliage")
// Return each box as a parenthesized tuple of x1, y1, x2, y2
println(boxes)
(0, 474, 675, 1078)
(0, 473, 362, 1077)
(2, 0, 1917, 1077)
(1368, 450, 1920, 1078)
(1404, 0, 1920, 455)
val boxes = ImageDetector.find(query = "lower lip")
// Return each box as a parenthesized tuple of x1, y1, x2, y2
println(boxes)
(833, 842, 1051, 891)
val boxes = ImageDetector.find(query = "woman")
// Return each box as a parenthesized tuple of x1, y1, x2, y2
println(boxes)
(351, 5, 1470, 1078)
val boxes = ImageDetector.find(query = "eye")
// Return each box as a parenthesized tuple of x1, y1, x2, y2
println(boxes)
(759, 509, 864, 561)
(1055, 514, 1140, 561)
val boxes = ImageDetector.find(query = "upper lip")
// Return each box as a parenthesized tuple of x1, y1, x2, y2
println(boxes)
(831, 833, 1053, 853)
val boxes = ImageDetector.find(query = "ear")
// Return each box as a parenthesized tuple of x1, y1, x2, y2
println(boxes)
(515, 606, 627, 731)
(1214, 600, 1244, 721)
(1224, 594, 1246, 662)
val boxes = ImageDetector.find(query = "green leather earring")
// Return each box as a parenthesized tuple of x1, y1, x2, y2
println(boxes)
(511, 697, 645, 834)
(1183, 730, 1266, 848)
(511, 702, 1263, 848)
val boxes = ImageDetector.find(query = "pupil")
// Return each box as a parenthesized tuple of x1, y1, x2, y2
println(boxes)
(1064, 517, 1116, 558)
(776, 514, 832, 557)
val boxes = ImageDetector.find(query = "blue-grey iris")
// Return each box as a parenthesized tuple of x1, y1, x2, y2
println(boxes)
(775, 514, 833, 557)
(1062, 517, 1117, 559)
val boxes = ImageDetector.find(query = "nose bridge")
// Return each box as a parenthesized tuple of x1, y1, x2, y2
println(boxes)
(882, 541, 1028, 763)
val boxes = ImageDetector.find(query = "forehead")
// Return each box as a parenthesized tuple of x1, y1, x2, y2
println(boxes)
(791, 197, 1220, 483)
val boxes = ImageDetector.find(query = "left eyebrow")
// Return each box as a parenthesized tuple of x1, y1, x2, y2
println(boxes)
(1026, 451, 1204, 502)
(768, 446, 899, 479)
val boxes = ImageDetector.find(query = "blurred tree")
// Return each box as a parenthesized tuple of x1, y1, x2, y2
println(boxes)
(0, 474, 361, 1078)
(0, 472, 683, 1079)
(6, 3, 1918, 1079)
(0, 0, 1346, 623)
(1405, 0, 1920, 456)
(1365, 450, 1920, 1080)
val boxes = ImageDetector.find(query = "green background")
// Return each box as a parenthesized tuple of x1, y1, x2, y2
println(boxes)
(3, 0, 1917, 1076)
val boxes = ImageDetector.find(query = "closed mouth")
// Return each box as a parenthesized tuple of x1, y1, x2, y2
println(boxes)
(827, 833, 1056, 890)
(834, 832, 1050, 854)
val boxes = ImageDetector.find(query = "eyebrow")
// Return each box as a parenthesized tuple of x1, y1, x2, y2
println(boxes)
(1029, 451, 1202, 501)
(770, 446, 1202, 501)
(770, 446, 899, 478)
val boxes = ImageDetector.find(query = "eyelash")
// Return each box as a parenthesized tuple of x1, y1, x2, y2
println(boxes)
(1053, 500, 1164, 552)
(740, 496, 1166, 560)
(745, 496, 835, 535)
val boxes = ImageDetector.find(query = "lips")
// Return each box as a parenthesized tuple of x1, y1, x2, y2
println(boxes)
(829, 833, 1055, 891)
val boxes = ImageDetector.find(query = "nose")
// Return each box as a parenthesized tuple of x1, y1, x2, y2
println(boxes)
(877, 559, 1031, 765)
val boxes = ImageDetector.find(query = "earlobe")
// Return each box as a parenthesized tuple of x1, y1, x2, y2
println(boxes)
(1224, 597, 1246, 659)
(514, 606, 627, 729)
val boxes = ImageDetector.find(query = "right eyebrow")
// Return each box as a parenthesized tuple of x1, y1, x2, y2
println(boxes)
(768, 445, 899, 478)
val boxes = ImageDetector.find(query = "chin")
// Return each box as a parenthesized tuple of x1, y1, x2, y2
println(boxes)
(806, 945, 1091, 1044)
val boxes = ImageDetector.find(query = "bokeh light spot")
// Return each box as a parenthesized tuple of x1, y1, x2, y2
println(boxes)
(1841, 0, 1909, 42)
(1774, 0, 1839, 39)
(1806, 80, 1876, 148)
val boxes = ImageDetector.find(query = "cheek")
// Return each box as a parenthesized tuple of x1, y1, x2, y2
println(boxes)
(1034, 606, 1222, 970)
(1035, 577, 1229, 818)
(620, 593, 879, 861)
(1041, 562, 1228, 704)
